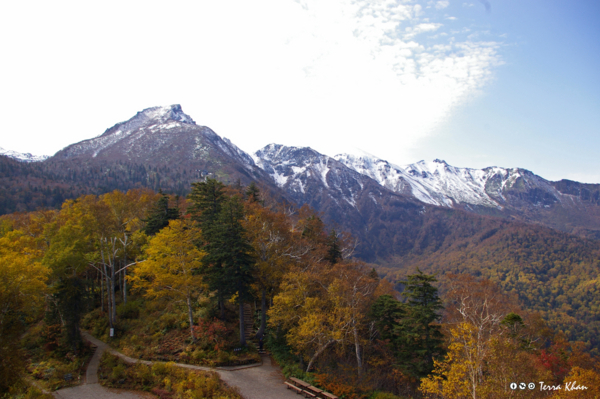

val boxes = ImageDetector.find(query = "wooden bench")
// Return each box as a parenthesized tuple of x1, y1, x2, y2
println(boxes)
(286, 377, 338, 399)
(285, 381, 304, 394)
(290, 377, 311, 389)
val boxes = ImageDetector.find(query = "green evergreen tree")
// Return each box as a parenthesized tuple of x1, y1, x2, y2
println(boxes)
(144, 190, 179, 236)
(370, 294, 408, 342)
(188, 178, 227, 316)
(213, 196, 256, 346)
(399, 269, 445, 378)
(371, 271, 444, 379)
(245, 182, 260, 203)
(324, 229, 342, 265)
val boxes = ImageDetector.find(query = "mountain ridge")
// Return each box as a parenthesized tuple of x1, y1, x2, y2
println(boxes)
(3, 104, 600, 240)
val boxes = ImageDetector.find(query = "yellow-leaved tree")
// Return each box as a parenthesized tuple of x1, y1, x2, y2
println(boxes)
(129, 219, 206, 342)
(555, 366, 600, 398)
(420, 322, 476, 399)
(0, 228, 50, 391)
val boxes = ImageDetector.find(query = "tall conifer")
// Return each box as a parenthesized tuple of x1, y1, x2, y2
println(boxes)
(214, 196, 256, 346)
(144, 190, 179, 236)
(188, 178, 228, 316)
(324, 229, 343, 265)
(400, 269, 444, 378)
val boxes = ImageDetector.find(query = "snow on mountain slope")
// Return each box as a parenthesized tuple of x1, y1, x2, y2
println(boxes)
(55, 104, 197, 159)
(0, 146, 49, 162)
(334, 153, 561, 209)
(253, 144, 384, 208)
(253, 144, 333, 194)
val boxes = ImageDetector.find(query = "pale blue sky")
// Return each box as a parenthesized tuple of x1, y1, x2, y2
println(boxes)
(414, 0, 600, 182)
(0, 1, 598, 182)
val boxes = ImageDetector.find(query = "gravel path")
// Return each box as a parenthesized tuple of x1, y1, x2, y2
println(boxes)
(53, 331, 299, 399)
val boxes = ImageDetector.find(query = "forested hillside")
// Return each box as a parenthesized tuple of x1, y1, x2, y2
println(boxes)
(380, 217, 600, 351)
(2, 181, 600, 398)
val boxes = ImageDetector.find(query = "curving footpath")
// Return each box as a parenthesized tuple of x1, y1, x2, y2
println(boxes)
(52, 331, 299, 399)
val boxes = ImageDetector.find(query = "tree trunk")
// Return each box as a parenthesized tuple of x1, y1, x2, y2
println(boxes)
(239, 299, 246, 347)
(122, 261, 127, 304)
(306, 339, 335, 373)
(187, 294, 196, 342)
(255, 288, 267, 339)
(219, 296, 225, 320)
(103, 259, 112, 328)
(111, 254, 116, 327)
(100, 272, 104, 312)
(353, 324, 362, 378)
(110, 238, 118, 327)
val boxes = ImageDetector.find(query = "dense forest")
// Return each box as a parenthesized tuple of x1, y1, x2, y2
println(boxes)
(0, 155, 203, 215)
(2, 181, 600, 398)
(382, 220, 600, 352)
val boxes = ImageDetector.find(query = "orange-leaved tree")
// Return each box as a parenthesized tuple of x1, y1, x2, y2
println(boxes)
(243, 199, 302, 340)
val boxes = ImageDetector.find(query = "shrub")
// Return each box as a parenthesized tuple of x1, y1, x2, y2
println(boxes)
(99, 352, 241, 398)
(158, 313, 179, 332)
(117, 300, 142, 319)
(111, 364, 126, 380)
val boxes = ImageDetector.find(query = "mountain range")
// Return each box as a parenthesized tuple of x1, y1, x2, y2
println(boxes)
(5, 104, 599, 238)
(2, 104, 600, 349)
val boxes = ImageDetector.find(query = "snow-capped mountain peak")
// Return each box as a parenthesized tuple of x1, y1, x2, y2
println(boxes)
(254, 144, 331, 190)
(0, 146, 49, 162)
(100, 104, 195, 138)
(54, 104, 200, 160)
(334, 153, 516, 208)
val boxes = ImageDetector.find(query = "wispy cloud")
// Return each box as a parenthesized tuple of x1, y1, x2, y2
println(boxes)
(0, 0, 503, 165)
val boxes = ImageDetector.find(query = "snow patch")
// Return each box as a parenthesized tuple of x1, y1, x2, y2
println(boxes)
(0, 146, 50, 162)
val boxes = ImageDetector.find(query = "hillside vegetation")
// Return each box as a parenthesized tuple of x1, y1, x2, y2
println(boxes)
(2, 181, 600, 398)
(381, 219, 600, 352)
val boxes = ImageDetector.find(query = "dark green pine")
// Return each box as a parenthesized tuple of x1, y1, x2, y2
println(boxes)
(324, 229, 343, 265)
(144, 190, 180, 236)
(213, 196, 256, 346)
(245, 181, 260, 203)
(399, 268, 445, 378)
(187, 178, 228, 316)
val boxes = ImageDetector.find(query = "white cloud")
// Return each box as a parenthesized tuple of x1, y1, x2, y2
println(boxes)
(0, 0, 502, 166)
(436, 1, 450, 10)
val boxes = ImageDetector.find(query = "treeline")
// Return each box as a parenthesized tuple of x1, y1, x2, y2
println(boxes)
(2, 181, 600, 398)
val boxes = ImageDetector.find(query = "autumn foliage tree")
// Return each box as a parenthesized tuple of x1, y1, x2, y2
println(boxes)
(0, 225, 49, 391)
(129, 219, 205, 342)
(421, 274, 554, 399)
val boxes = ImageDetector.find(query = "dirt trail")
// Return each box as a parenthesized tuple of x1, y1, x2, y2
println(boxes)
(53, 331, 298, 399)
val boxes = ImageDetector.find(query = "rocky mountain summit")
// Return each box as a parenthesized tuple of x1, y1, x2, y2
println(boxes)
(52, 105, 254, 171)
